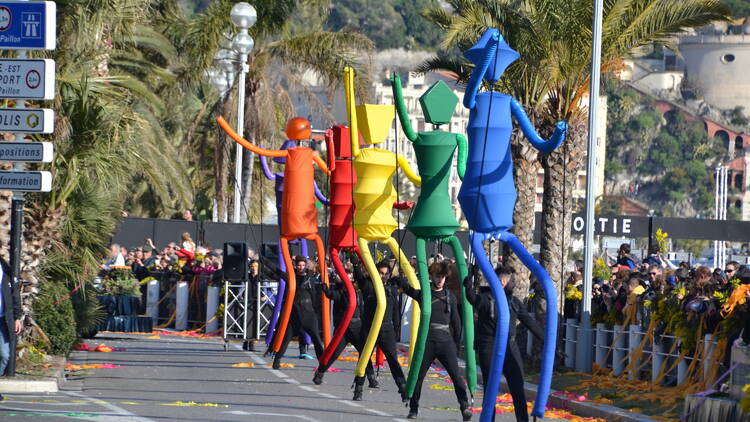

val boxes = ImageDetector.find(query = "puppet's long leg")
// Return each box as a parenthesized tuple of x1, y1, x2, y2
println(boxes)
(381, 236, 420, 360)
(265, 279, 285, 347)
(405, 236, 429, 397)
(309, 234, 331, 346)
(447, 235, 476, 396)
(272, 238, 296, 352)
(320, 247, 355, 367)
(499, 231, 557, 418)
(471, 233, 509, 422)
(355, 237, 384, 378)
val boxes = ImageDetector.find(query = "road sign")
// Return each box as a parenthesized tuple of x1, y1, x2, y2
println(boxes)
(0, 1, 56, 50)
(0, 170, 51, 191)
(0, 141, 52, 162)
(0, 108, 52, 133)
(0, 59, 54, 99)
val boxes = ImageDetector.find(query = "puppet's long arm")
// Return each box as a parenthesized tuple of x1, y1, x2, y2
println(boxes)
(217, 116, 287, 158)
(396, 154, 421, 187)
(343, 66, 360, 157)
(510, 98, 567, 153)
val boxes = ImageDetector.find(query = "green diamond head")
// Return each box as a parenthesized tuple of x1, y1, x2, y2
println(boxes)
(419, 80, 458, 126)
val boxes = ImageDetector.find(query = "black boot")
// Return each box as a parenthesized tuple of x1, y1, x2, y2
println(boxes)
(313, 370, 324, 385)
(407, 408, 418, 419)
(461, 408, 473, 421)
(367, 375, 379, 388)
(352, 377, 364, 401)
(243, 340, 255, 351)
(272, 356, 281, 370)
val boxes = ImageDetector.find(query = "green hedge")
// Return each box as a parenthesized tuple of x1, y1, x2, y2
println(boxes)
(33, 280, 78, 355)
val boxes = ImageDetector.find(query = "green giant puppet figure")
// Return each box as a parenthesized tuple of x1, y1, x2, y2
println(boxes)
(391, 75, 476, 398)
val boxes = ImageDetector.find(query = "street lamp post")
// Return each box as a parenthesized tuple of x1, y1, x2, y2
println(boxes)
(230, 3, 256, 224)
(209, 3, 256, 224)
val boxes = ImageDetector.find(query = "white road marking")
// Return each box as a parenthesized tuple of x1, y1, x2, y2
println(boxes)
(223, 410, 320, 421)
(338, 399, 362, 408)
(365, 408, 392, 417)
(63, 391, 158, 422)
(317, 392, 337, 399)
(268, 369, 288, 378)
(283, 378, 301, 385)
(299, 386, 318, 392)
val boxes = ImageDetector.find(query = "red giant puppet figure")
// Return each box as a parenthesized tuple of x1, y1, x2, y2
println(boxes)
(217, 116, 331, 361)
(315, 126, 364, 374)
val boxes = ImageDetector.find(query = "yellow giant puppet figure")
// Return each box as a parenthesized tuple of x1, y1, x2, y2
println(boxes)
(344, 66, 422, 397)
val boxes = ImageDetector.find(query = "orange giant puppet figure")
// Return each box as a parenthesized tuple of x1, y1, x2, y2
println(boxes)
(216, 116, 331, 362)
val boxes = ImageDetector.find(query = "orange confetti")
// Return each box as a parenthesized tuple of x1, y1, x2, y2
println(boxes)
(231, 362, 255, 368)
(267, 363, 295, 368)
(94, 344, 113, 352)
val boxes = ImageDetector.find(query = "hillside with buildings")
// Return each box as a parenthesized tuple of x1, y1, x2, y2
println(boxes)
(605, 17, 750, 221)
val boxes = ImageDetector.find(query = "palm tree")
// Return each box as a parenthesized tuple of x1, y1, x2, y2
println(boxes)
(420, 0, 730, 304)
(0, 0, 195, 341)
(173, 0, 374, 222)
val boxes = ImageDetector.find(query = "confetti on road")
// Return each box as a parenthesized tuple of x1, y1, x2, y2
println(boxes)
(231, 362, 255, 367)
(159, 401, 228, 408)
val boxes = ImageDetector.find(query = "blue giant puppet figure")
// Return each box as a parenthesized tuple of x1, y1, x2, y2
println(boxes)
(458, 28, 567, 421)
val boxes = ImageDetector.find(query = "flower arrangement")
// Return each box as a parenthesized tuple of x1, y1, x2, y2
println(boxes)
(592, 257, 611, 281)
(100, 266, 140, 296)
(654, 228, 669, 253)
(741, 384, 750, 412)
(565, 285, 582, 301)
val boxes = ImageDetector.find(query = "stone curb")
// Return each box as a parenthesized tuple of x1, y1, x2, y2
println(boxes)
(503, 380, 658, 422)
(0, 355, 65, 394)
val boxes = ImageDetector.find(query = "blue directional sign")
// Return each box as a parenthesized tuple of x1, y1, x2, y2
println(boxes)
(0, 2, 56, 50)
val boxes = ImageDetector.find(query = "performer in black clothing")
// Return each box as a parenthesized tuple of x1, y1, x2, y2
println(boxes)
(353, 260, 408, 402)
(273, 256, 325, 369)
(400, 261, 472, 421)
(313, 262, 378, 387)
(464, 265, 544, 422)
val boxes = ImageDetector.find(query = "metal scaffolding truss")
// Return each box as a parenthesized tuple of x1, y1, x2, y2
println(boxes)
(223, 281, 249, 349)
(256, 280, 278, 339)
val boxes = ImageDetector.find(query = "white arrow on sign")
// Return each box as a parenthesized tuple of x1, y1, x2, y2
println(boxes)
(0, 170, 51, 192)
(0, 108, 53, 133)
(0, 59, 55, 100)
(0, 141, 52, 162)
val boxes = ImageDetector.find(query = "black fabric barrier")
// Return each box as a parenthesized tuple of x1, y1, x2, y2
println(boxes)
(112, 214, 750, 255)
(96, 295, 152, 333)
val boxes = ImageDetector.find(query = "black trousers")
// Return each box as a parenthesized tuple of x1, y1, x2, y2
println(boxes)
(477, 338, 528, 422)
(355, 326, 405, 387)
(317, 321, 375, 378)
(277, 304, 324, 360)
(409, 338, 469, 412)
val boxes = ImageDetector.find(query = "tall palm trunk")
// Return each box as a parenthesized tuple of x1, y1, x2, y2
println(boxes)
(539, 127, 585, 313)
(214, 132, 229, 222)
(507, 130, 540, 303)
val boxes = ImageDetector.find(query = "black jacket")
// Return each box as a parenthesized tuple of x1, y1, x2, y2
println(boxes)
(464, 282, 544, 344)
(354, 265, 400, 331)
(401, 282, 462, 344)
(322, 282, 364, 325)
(1, 259, 21, 334)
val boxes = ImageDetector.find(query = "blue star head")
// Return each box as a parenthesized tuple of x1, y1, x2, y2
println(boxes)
(463, 28, 519, 84)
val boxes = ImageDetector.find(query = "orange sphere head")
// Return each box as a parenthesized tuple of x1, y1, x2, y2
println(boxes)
(285, 117, 312, 141)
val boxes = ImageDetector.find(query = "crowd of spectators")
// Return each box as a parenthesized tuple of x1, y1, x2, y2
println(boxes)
(563, 243, 750, 362)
